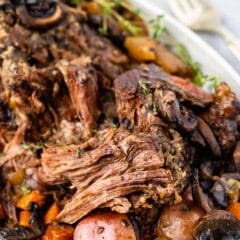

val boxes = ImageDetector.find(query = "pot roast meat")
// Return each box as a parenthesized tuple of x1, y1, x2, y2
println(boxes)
(114, 64, 213, 131)
(82, 24, 133, 81)
(39, 64, 208, 224)
(40, 126, 189, 224)
(155, 89, 198, 132)
(201, 82, 240, 155)
(57, 57, 101, 137)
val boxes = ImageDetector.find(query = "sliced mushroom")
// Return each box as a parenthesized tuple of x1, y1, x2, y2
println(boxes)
(155, 89, 197, 132)
(16, 1, 65, 30)
(233, 140, 240, 172)
(196, 116, 222, 157)
(193, 210, 240, 240)
(0, 203, 45, 240)
(211, 174, 240, 205)
(192, 169, 215, 213)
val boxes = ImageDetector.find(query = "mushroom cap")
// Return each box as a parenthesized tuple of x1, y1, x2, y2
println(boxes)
(193, 210, 240, 240)
(16, 2, 65, 31)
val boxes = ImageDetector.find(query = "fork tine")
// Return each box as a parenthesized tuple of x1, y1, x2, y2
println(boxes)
(169, 0, 189, 21)
(176, 0, 195, 13)
(187, 0, 205, 10)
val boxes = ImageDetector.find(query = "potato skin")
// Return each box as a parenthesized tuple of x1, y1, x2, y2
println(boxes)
(156, 189, 205, 240)
(74, 211, 137, 240)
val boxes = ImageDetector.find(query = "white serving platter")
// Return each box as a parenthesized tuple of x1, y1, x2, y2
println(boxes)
(131, 0, 240, 98)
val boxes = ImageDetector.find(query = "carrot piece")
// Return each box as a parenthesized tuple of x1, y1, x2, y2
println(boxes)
(19, 210, 32, 227)
(16, 190, 45, 210)
(227, 203, 240, 220)
(44, 202, 61, 224)
(42, 224, 74, 240)
(0, 203, 5, 220)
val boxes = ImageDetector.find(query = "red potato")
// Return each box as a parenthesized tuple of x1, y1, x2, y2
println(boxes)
(74, 211, 137, 240)
(156, 188, 205, 240)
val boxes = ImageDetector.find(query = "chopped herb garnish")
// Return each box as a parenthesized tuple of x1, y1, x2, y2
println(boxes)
(22, 143, 31, 150)
(98, 26, 108, 36)
(21, 181, 31, 196)
(92, 129, 98, 134)
(112, 123, 118, 131)
(75, 146, 84, 158)
(21, 142, 45, 153)
(132, 8, 141, 16)
(115, 14, 141, 35)
(152, 102, 157, 114)
(139, 80, 151, 95)
(149, 15, 166, 39)
(71, 0, 84, 4)
(176, 44, 219, 88)
(100, 1, 116, 16)
(70, 0, 141, 36)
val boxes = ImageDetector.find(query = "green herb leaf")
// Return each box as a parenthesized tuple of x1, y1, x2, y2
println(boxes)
(152, 102, 157, 114)
(100, 1, 116, 16)
(75, 146, 84, 158)
(112, 123, 118, 131)
(139, 80, 152, 95)
(98, 27, 108, 36)
(116, 15, 141, 35)
(113, 0, 123, 7)
(71, 0, 83, 4)
(21, 181, 31, 196)
(149, 15, 166, 39)
(176, 44, 219, 88)
(92, 128, 98, 134)
(22, 144, 31, 150)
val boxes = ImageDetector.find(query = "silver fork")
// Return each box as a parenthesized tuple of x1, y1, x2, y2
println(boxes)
(169, 0, 240, 61)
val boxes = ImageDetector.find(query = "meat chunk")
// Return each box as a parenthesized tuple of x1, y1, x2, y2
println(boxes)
(114, 64, 212, 130)
(40, 65, 205, 224)
(40, 127, 188, 224)
(200, 83, 240, 155)
(57, 57, 101, 137)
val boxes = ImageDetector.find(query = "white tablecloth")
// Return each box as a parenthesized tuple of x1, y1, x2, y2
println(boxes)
(150, 0, 240, 75)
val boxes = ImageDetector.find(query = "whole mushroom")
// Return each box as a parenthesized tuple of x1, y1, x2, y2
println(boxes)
(16, 0, 65, 30)
(193, 210, 240, 240)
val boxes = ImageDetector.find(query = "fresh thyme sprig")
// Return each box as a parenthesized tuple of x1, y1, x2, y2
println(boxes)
(139, 80, 152, 95)
(22, 142, 45, 153)
(71, 0, 141, 36)
(176, 44, 219, 89)
(149, 15, 166, 39)
(112, 122, 118, 131)
(71, 0, 84, 4)
(75, 146, 84, 158)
